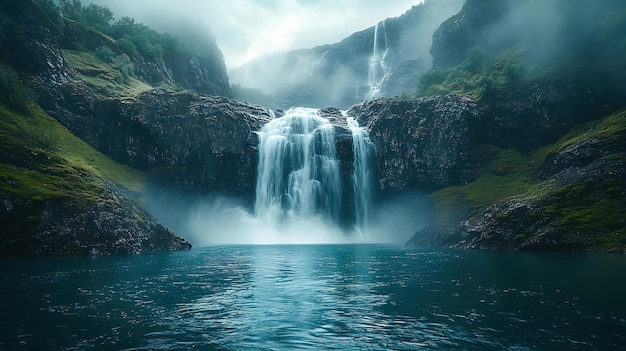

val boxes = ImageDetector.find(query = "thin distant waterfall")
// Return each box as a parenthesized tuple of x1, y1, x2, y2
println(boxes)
(366, 20, 392, 100)
(345, 113, 375, 234)
(254, 108, 342, 223)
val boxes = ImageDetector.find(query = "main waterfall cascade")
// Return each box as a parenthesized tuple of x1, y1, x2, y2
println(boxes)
(255, 107, 342, 222)
(365, 20, 392, 100)
(254, 107, 375, 234)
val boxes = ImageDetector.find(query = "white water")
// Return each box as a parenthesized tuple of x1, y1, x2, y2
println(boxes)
(366, 21, 392, 100)
(345, 112, 375, 235)
(149, 107, 428, 245)
(254, 107, 342, 224)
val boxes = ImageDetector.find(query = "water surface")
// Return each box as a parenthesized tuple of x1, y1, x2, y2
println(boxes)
(1, 245, 625, 350)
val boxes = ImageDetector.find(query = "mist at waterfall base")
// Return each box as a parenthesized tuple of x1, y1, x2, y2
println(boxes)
(147, 189, 432, 246)
(146, 108, 433, 246)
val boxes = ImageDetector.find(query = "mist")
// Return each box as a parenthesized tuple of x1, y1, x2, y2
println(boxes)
(86, 0, 426, 69)
(229, 0, 465, 108)
(143, 188, 434, 246)
(459, 0, 626, 71)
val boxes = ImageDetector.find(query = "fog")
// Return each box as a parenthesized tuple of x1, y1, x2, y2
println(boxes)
(469, 0, 625, 71)
(144, 189, 434, 246)
(87, 0, 426, 69)
(229, 0, 465, 108)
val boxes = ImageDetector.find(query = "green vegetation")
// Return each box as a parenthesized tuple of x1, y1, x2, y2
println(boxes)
(0, 98, 148, 248)
(433, 147, 534, 220)
(32, 0, 230, 96)
(432, 110, 626, 250)
(545, 177, 625, 250)
(62, 49, 151, 96)
(0, 64, 36, 109)
(58, 0, 113, 31)
(415, 47, 526, 99)
(0, 103, 145, 193)
(39, 0, 221, 70)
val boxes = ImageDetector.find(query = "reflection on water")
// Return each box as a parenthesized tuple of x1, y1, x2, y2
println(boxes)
(1, 245, 625, 350)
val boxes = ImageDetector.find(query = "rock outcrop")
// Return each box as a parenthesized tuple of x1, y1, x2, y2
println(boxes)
(95, 90, 272, 196)
(27, 185, 191, 256)
(408, 111, 626, 252)
(0, 0, 192, 256)
(349, 95, 484, 195)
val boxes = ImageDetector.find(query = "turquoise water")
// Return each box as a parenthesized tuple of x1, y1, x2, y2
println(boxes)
(1, 245, 625, 350)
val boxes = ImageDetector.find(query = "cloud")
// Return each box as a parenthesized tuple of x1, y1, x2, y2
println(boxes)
(86, 0, 425, 68)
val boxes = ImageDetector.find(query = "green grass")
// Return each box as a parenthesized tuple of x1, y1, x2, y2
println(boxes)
(1, 100, 150, 251)
(0, 103, 145, 193)
(432, 110, 626, 251)
(62, 49, 152, 97)
(432, 147, 534, 220)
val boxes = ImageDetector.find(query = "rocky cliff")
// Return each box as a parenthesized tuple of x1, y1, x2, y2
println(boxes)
(405, 0, 626, 252)
(2, 0, 624, 255)
(348, 95, 483, 194)
(0, 0, 192, 256)
(409, 110, 625, 252)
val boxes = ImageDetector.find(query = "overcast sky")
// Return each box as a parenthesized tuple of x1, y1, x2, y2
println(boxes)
(87, 0, 426, 68)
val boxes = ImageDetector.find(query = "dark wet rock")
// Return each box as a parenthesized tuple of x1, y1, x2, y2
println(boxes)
(92, 90, 272, 196)
(408, 116, 626, 252)
(0, 1, 193, 256)
(348, 95, 484, 195)
(19, 185, 190, 257)
(475, 75, 620, 151)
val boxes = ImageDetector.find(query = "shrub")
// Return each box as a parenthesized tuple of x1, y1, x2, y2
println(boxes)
(111, 54, 134, 83)
(116, 37, 137, 57)
(0, 63, 35, 108)
(33, 0, 64, 28)
(60, 0, 82, 21)
(94, 45, 115, 63)
(82, 4, 114, 30)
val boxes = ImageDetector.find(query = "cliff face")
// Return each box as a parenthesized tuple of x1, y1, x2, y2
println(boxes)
(410, 111, 626, 252)
(406, 0, 626, 252)
(3, 0, 625, 254)
(0, 0, 191, 256)
(349, 95, 483, 194)
(92, 90, 271, 196)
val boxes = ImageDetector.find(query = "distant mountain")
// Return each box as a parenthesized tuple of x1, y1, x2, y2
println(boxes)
(229, 0, 465, 109)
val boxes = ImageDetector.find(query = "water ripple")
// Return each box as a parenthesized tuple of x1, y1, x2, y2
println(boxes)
(1, 245, 625, 350)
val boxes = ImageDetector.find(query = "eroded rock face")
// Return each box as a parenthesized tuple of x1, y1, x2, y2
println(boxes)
(0, 0, 193, 256)
(31, 185, 191, 256)
(93, 90, 273, 196)
(348, 95, 484, 195)
(408, 118, 626, 252)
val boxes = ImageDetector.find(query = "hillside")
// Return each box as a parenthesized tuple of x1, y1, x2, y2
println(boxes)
(404, 0, 626, 251)
(0, 0, 204, 255)
(0, 76, 190, 255)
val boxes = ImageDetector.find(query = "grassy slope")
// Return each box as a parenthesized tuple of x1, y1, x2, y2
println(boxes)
(432, 110, 626, 250)
(0, 101, 147, 247)
(62, 49, 152, 98)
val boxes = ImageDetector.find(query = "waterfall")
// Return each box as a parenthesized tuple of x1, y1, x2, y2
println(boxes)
(345, 113, 375, 234)
(366, 21, 392, 100)
(254, 107, 342, 224)
(255, 107, 375, 237)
